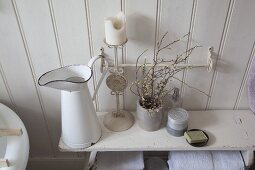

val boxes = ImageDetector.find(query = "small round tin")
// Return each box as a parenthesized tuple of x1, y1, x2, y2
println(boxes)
(167, 108, 189, 137)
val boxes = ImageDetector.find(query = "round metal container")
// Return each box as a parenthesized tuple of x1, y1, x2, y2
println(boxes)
(166, 126, 188, 137)
(167, 108, 189, 137)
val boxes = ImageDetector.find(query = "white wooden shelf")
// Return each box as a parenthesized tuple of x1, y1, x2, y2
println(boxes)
(59, 110, 255, 152)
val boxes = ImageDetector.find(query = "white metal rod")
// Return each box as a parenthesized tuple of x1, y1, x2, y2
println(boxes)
(109, 63, 209, 68)
(116, 93, 120, 116)
(104, 46, 213, 71)
(0, 128, 23, 137)
(92, 61, 109, 101)
(114, 47, 118, 72)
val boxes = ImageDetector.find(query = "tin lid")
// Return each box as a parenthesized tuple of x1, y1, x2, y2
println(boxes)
(168, 108, 189, 125)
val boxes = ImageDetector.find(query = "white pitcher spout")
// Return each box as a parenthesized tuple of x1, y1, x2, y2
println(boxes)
(38, 65, 92, 92)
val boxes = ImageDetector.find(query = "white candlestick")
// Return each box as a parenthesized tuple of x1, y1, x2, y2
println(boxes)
(105, 12, 127, 45)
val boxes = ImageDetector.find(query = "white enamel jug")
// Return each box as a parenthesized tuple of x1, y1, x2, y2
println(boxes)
(38, 56, 108, 149)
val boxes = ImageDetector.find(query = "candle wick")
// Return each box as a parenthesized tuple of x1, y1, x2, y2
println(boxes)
(113, 20, 122, 30)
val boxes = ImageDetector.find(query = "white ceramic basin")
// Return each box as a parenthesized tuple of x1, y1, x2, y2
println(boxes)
(0, 103, 29, 170)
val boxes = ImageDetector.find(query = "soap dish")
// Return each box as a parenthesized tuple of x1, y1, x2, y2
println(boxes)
(185, 129, 209, 147)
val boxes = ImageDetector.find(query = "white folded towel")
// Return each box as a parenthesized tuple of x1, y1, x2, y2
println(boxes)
(93, 151, 144, 170)
(211, 151, 245, 170)
(168, 151, 214, 170)
(168, 151, 245, 170)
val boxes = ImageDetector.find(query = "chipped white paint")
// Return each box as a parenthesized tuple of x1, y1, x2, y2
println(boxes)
(59, 110, 255, 152)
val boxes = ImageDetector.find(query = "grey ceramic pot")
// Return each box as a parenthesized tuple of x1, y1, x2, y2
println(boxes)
(136, 101, 163, 131)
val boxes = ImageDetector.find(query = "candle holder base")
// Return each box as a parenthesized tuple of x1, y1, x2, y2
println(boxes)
(104, 38, 128, 48)
(103, 110, 134, 132)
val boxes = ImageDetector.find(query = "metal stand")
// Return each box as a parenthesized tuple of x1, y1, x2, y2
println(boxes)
(103, 39, 134, 132)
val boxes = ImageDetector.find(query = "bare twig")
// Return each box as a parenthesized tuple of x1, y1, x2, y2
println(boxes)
(130, 32, 205, 110)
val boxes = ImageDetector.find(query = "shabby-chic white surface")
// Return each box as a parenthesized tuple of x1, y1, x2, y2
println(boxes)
(59, 110, 255, 152)
(0, 0, 255, 168)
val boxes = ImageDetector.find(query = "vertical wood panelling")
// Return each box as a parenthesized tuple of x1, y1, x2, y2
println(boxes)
(51, 0, 94, 157)
(48, 0, 64, 67)
(88, 0, 121, 111)
(52, 0, 91, 65)
(0, 64, 13, 108)
(182, 0, 231, 110)
(206, 0, 235, 109)
(0, 0, 52, 156)
(158, 0, 193, 105)
(238, 42, 255, 109)
(13, 0, 57, 156)
(125, 0, 158, 110)
(209, 0, 255, 109)
(84, 0, 100, 110)
(14, 0, 73, 157)
(180, 0, 197, 102)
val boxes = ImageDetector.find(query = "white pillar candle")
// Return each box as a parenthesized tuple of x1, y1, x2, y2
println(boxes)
(105, 12, 127, 45)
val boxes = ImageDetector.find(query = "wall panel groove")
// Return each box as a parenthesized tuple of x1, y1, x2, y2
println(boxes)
(11, 0, 54, 156)
(157, 0, 163, 40)
(48, 0, 64, 67)
(124, 0, 158, 110)
(88, 0, 121, 112)
(180, 0, 197, 99)
(206, 0, 235, 109)
(234, 41, 255, 109)
(182, 0, 231, 109)
(84, 0, 99, 111)
(209, 0, 255, 109)
(154, 0, 161, 58)
(0, 63, 16, 111)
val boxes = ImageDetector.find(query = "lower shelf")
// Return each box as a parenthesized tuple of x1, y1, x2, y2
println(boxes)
(59, 110, 255, 152)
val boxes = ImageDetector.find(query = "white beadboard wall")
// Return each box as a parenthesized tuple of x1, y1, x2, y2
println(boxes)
(0, 0, 255, 168)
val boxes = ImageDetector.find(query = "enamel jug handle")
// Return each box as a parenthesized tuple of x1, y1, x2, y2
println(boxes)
(88, 55, 109, 101)
(88, 55, 102, 68)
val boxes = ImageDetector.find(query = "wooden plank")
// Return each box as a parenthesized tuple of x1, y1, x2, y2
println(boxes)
(0, 128, 22, 136)
(182, 0, 230, 109)
(88, 0, 122, 112)
(59, 110, 255, 152)
(51, 0, 91, 66)
(124, 0, 158, 110)
(158, 0, 193, 109)
(0, 0, 53, 157)
(238, 43, 255, 110)
(239, 82, 250, 110)
(0, 66, 13, 107)
(49, 0, 93, 157)
(13, 0, 67, 157)
(209, 0, 255, 109)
